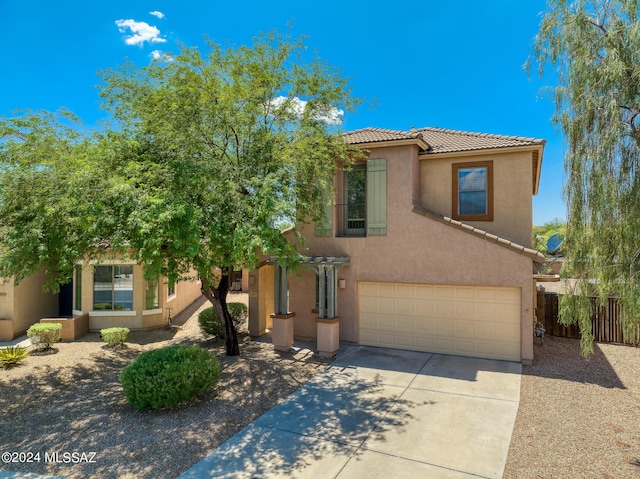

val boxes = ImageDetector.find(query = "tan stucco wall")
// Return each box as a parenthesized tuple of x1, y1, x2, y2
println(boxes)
(291, 214, 535, 362)
(0, 269, 59, 338)
(165, 274, 203, 320)
(13, 270, 59, 335)
(421, 150, 534, 247)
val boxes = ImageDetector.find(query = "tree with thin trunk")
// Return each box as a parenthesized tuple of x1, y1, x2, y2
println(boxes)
(0, 31, 360, 356)
(531, 0, 640, 354)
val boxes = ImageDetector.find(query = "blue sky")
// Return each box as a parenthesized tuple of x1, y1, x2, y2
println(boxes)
(0, 0, 564, 225)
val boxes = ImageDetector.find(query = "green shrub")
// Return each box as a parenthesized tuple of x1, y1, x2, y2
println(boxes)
(198, 302, 248, 337)
(0, 346, 28, 369)
(119, 345, 220, 410)
(228, 302, 248, 329)
(100, 327, 130, 347)
(27, 323, 62, 350)
(198, 307, 223, 337)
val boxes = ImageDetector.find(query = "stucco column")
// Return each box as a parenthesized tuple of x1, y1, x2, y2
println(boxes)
(271, 264, 296, 351)
(271, 312, 296, 351)
(249, 266, 274, 338)
(316, 316, 340, 358)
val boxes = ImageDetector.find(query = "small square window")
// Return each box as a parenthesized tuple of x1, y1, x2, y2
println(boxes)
(452, 161, 493, 221)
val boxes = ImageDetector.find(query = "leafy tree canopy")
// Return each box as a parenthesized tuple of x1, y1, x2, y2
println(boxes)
(533, 0, 640, 354)
(0, 31, 362, 355)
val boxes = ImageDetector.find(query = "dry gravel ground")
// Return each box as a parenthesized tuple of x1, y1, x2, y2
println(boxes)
(0, 293, 331, 479)
(3, 300, 640, 479)
(504, 335, 640, 479)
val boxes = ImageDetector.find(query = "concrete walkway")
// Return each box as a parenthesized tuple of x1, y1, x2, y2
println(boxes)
(178, 346, 521, 479)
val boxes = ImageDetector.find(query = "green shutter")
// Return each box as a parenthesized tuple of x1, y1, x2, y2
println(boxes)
(367, 158, 387, 235)
(315, 197, 333, 236)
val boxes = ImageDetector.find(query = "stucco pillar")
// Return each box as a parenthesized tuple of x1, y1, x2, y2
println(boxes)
(249, 266, 274, 338)
(271, 312, 296, 351)
(316, 316, 340, 358)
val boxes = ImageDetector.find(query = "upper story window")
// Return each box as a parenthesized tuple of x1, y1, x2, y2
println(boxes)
(452, 161, 493, 221)
(340, 165, 367, 236)
(317, 158, 387, 238)
(93, 265, 134, 311)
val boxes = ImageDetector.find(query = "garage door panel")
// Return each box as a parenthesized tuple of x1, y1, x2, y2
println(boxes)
(435, 286, 455, 299)
(397, 318, 414, 331)
(397, 300, 414, 315)
(455, 303, 475, 318)
(359, 282, 521, 361)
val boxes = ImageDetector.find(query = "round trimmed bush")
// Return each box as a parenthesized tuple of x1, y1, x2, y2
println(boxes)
(119, 345, 219, 410)
(198, 307, 223, 337)
(198, 302, 248, 337)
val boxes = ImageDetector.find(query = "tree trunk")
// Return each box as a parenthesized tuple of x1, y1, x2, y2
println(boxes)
(202, 267, 239, 356)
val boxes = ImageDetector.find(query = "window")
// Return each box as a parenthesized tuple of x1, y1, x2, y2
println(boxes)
(93, 265, 134, 310)
(74, 265, 82, 311)
(145, 278, 160, 310)
(334, 158, 387, 237)
(343, 164, 366, 236)
(167, 280, 176, 298)
(453, 161, 493, 221)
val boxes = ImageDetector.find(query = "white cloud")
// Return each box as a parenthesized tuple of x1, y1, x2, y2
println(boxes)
(270, 96, 344, 124)
(150, 50, 173, 62)
(149, 11, 165, 19)
(115, 19, 166, 46)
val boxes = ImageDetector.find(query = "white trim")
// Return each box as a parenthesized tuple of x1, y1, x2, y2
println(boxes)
(72, 310, 83, 316)
(89, 310, 136, 317)
(143, 308, 162, 316)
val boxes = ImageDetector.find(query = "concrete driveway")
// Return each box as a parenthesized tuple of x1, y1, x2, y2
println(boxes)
(178, 346, 521, 479)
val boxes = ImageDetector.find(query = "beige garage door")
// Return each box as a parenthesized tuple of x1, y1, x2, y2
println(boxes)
(358, 282, 521, 361)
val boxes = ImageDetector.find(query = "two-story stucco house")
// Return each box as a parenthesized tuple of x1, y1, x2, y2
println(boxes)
(249, 127, 546, 364)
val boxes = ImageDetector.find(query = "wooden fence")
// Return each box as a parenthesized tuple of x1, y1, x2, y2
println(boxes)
(543, 293, 640, 344)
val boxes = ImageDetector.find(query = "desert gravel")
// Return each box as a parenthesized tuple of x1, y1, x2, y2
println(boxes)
(0, 294, 331, 479)
(2, 297, 639, 479)
(504, 335, 640, 479)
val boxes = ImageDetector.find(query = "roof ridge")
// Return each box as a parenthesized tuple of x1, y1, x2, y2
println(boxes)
(414, 127, 545, 145)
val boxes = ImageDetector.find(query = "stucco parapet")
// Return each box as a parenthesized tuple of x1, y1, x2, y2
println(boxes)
(410, 204, 545, 264)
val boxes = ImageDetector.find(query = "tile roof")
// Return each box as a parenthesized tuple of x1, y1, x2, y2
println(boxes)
(343, 128, 427, 145)
(344, 127, 545, 154)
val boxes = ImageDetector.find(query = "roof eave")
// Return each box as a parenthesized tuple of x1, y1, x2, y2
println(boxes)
(350, 138, 431, 151)
(418, 143, 545, 160)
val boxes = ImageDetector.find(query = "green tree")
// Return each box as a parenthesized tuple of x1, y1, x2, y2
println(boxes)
(0, 110, 119, 288)
(532, 0, 640, 354)
(0, 32, 360, 356)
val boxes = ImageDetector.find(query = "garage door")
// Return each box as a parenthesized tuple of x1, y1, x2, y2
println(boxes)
(358, 282, 521, 361)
